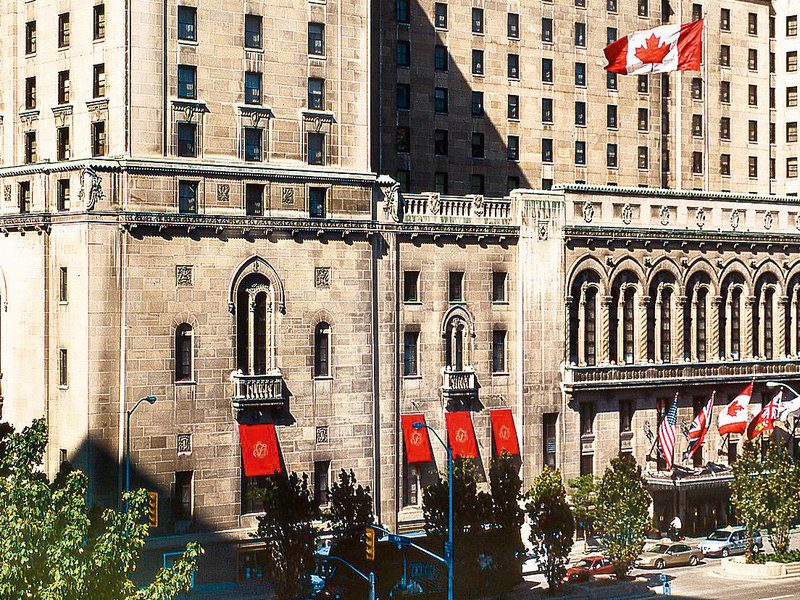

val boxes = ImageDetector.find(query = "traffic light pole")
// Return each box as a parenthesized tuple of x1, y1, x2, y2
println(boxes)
(124, 396, 156, 512)
(324, 555, 375, 600)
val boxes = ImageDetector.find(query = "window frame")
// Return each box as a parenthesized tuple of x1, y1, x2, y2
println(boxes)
(175, 323, 194, 382)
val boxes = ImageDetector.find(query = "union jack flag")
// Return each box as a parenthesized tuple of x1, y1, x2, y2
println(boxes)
(658, 395, 679, 470)
(683, 392, 715, 462)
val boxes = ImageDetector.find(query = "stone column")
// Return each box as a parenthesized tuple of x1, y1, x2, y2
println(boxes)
(674, 294, 686, 362)
(654, 288, 663, 363)
(690, 297, 699, 362)
(614, 295, 623, 365)
(600, 295, 612, 365)
(248, 292, 257, 375)
(743, 295, 755, 360)
(724, 296, 732, 360)
(578, 287, 587, 366)
(639, 295, 650, 363)
(792, 291, 798, 356)
(757, 295, 766, 359)
(777, 295, 787, 359)
(566, 297, 574, 363)
(710, 295, 722, 360)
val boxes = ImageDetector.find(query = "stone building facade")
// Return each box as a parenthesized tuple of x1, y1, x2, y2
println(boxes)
(0, 0, 799, 590)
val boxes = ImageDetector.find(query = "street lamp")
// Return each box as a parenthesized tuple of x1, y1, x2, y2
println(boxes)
(413, 421, 454, 600)
(125, 395, 157, 510)
(766, 381, 799, 460)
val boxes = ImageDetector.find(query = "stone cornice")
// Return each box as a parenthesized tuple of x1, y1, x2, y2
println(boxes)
(565, 225, 800, 247)
(555, 183, 800, 205)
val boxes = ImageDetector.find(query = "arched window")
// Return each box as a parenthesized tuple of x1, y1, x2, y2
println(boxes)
(786, 274, 800, 356)
(753, 275, 779, 359)
(236, 273, 275, 375)
(684, 273, 711, 362)
(647, 272, 676, 363)
(314, 322, 330, 377)
(568, 270, 601, 366)
(175, 323, 193, 381)
(622, 288, 636, 364)
(445, 319, 467, 370)
(609, 271, 638, 365)
(695, 288, 708, 362)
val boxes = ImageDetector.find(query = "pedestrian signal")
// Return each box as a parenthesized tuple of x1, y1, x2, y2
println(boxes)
(147, 491, 158, 528)
(365, 527, 376, 561)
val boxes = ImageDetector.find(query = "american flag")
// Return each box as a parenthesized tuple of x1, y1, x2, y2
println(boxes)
(658, 396, 679, 470)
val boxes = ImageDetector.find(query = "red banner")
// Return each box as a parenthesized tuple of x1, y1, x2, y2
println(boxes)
(239, 424, 282, 477)
(445, 411, 479, 459)
(490, 409, 520, 457)
(401, 414, 432, 463)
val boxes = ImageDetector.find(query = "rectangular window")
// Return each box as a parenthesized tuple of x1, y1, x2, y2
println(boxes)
(25, 77, 36, 109)
(789, 87, 798, 107)
(471, 91, 483, 116)
(58, 13, 70, 48)
(607, 0, 617, 12)
(721, 154, 731, 176)
(638, 108, 649, 131)
(508, 95, 520, 120)
(448, 271, 464, 302)
(749, 156, 758, 178)
(607, 27, 617, 45)
(692, 151, 703, 174)
(492, 330, 506, 373)
(607, 143, 618, 168)
(397, 0, 409, 23)
(434, 87, 448, 113)
(788, 157, 798, 179)
(433, 129, 447, 155)
(771, 122, 776, 144)
(244, 127, 263, 162)
(575, 62, 586, 86)
(619, 399, 634, 433)
(691, 77, 702, 100)
(24, 131, 37, 164)
(178, 65, 196, 99)
(57, 126, 70, 160)
(93, 5, 106, 40)
(313, 461, 330, 506)
(720, 81, 730, 103)
(178, 181, 198, 213)
(692, 114, 703, 137)
(749, 85, 758, 106)
(508, 13, 519, 38)
(579, 402, 595, 435)
(720, 45, 730, 67)
(471, 133, 484, 158)
(307, 132, 325, 165)
(245, 183, 264, 216)
(434, 172, 448, 194)
(575, 22, 586, 47)
(638, 146, 649, 170)
(91, 122, 106, 157)
(720, 117, 731, 140)
(397, 84, 410, 109)
(749, 12, 758, 35)
(57, 178, 70, 211)
(245, 14, 262, 49)
(308, 78, 324, 110)
(507, 135, 519, 161)
(749, 49, 758, 71)
(575, 101, 586, 126)
(638, 0, 648, 16)
(721, 8, 730, 32)
(541, 18, 553, 42)
(178, 6, 197, 41)
(542, 58, 553, 83)
(788, 122, 798, 143)
(245, 72, 262, 105)
(748, 120, 758, 142)
(543, 413, 557, 468)
(308, 23, 325, 56)
(771, 158, 777, 180)
(575, 141, 586, 165)
(59, 267, 68, 303)
(176, 122, 196, 157)
(58, 349, 68, 387)
(492, 272, 507, 302)
(788, 16, 798, 37)
(434, 3, 447, 28)
(25, 21, 36, 54)
(309, 187, 326, 218)
(580, 454, 594, 477)
(789, 51, 799, 72)
(771, 53, 777, 74)
(507, 176, 519, 193)
(638, 75, 649, 94)
(174, 471, 193, 522)
(434, 45, 448, 71)
(58, 70, 70, 105)
(403, 331, 419, 376)
(396, 126, 410, 152)
(472, 8, 483, 33)
(19, 181, 31, 213)
(692, 3, 702, 21)
(402, 460, 419, 507)
(93, 64, 106, 98)
(542, 98, 553, 123)
(507, 54, 519, 79)
(542, 138, 553, 163)
(470, 174, 484, 195)
(472, 50, 483, 76)
(404, 271, 420, 302)
(607, 104, 618, 129)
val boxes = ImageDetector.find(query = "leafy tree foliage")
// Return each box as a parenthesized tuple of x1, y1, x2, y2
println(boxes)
(325, 469, 374, 567)
(567, 474, 598, 538)
(731, 441, 800, 560)
(525, 467, 575, 592)
(487, 454, 525, 590)
(595, 454, 651, 578)
(253, 472, 319, 600)
(0, 419, 201, 600)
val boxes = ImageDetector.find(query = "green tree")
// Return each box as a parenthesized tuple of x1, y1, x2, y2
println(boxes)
(325, 469, 374, 566)
(525, 467, 575, 592)
(595, 454, 651, 578)
(0, 419, 201, 600)
(487, 454, 525, 590)
(253, 472, 319, 600)
(731, 441, 800, 560)
(567, 474, 597, 538)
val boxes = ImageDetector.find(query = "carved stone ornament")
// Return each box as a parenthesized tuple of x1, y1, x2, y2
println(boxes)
(659, 205, 671, 226)
(281, 187, 295, 205)
(429, 192, 441, 215)
(176, 265, 194, 287)
(381, 181, 401, 222)
(19, 111, 39, 130)
(695, 207, 706, 229)
(472, 195, 485, 217)
(730, 209, 741, 230)
(175, 101, 209, 122)
(3, 185, 10, 206)
(537, 220, 549, 241)
(796, 213, 800, 232)
(241, 106, 274, 128)
(582, 201, 594, 223)
(303, 111, 335, 132)
(314, 267, 331, 289)
(216, 184, 230, 203)
(316, 426, 329, 445)
(764, 211, 774, 230)
(77, 166, 105, 211)
(177, 433, 192, 455)
(621, 203, 633, 225)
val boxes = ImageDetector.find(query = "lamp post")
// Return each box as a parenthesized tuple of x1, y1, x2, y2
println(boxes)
(766, 381, 799, 460)
(413, 421, 453, 600)
(125, 396, 157, 510)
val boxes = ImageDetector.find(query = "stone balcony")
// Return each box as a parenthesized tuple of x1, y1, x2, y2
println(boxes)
(231, 370, 286, 411)
(402, 194, 514, 226)
(564, 359, 800, 391)
(441, 366, 480, 409)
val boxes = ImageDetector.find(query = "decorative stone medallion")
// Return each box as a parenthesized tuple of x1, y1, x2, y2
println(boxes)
(659, 205, 671, 226)
(316, 426, 329, 445)
(216, 184, 230, 203)
(582, 201, 594, 223)
(176, 265, 194, 287)
(537, 220, 549, 241)
(764, 211, 774, 230)
(695, 207, 706, 229)
(314, 267, 331, 289)
(795, 213, 800, 231)
(730, 209, 741, 230)
(3, 185, 10, 206)
(281, 187, 294, 205)
(177, 433, 192, 455)
(621, 203, 633, 225)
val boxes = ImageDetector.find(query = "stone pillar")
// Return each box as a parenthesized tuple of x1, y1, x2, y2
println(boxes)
(777, 295, 787, 359)
(578, 287, 587, 366)
(743, 295, 755, 360)
(674, 294, 686, 362)
(639, 295, 650, 363)
(248, 293, 257, 375)
(600, 295, 612, 365)
(614, 296, 623, 365)
(757, 295, 766, 359)
(710, 295, 721, 360)
(654, 289, 663, 363)
(690, 297, 699, 362)
(566, 297, 574, 363)
(792, 292, 799, 356)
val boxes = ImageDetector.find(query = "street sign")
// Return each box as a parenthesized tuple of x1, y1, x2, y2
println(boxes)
(388, 533, 411, 547)
(443, 541, 453, 562)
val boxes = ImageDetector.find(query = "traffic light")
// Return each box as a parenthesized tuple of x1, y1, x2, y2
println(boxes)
(147, 491, 159, 528)
(365, 526, 376, 561)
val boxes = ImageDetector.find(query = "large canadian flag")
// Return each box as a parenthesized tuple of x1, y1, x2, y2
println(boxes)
(717, 383, 752, 436)
(604, 20, 703, 75)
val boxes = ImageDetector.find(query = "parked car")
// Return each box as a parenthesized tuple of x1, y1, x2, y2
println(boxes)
(697, 526, 763, 558)
(635, 542, 704, 569)
(562, 556, 615, 583)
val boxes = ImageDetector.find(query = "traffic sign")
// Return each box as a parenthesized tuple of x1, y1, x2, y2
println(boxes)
(443, 541, 453, 561)
(388, 533, 410, 547)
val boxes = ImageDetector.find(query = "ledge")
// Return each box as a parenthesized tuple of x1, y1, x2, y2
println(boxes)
(720, 556, 800, 579)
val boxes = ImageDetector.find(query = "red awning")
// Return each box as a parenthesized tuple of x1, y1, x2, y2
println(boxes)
(490, 409, 520, 457)
(239, 423, 282, 476)
(445, 411, 479, 459)
(401, 414, 433, 463)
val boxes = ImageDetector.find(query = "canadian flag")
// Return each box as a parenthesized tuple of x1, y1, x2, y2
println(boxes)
(604, 20, 703, 75)
(717, 383, 752, 436)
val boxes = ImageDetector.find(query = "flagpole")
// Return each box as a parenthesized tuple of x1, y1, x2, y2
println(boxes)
(702, 14, 709, 190)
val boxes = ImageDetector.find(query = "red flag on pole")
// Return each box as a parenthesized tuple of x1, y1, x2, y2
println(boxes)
(745, 392, 783, 441)
(401, 414, 433, 463)
(604, 20, 703, 74)
(445, 411, 479, 459)
(683, 392, 715, 461)
(717, 384, 752, 436)
(239, 424, 282, 477)
(490, 409, 520, 457)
